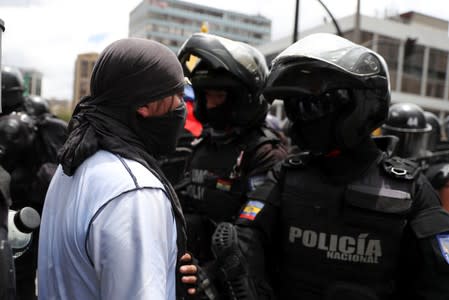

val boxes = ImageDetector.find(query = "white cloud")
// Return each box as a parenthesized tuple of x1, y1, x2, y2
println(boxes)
(0, 0, 447, 101)
(1, 0, 141, 100)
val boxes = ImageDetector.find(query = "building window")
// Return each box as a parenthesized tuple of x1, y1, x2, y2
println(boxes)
(402, 44, 424, 95)
(376, 35, 400, 91)
(80, 81, 89, 98)
(90, 61, 96, 73)
(36, 77, 42, 96)
(426, 48, 448, 98)
(81, 60, 89, 78)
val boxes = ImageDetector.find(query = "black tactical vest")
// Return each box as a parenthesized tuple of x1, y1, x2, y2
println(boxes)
(278, 155, 417, 299)
(185, 128, 280, 223)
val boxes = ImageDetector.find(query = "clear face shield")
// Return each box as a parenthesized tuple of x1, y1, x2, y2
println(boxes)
(381, 126, 431, 158)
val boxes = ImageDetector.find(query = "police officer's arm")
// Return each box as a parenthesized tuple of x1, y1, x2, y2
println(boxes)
(87, 188, 177, 300)
(244, 141, 288, 179)
(397, 174, 449, 299)
(221, 162, 283, 299)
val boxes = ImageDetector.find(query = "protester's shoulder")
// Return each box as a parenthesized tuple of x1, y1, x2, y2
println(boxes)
(118, 155, 165, 189)
(81, 150, 164, 190)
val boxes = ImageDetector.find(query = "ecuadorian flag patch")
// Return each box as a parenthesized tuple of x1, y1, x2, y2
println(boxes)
(437, 234, 449, 264)
(239, 200, 265, 221)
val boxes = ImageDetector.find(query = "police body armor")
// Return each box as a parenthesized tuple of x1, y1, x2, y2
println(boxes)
(184, 127, 280, 261)
(186, 128, 280, 220)
(279, 154, 418, 299)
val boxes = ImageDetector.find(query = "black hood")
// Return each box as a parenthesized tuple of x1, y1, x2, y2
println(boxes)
(59, 38, 185, 176)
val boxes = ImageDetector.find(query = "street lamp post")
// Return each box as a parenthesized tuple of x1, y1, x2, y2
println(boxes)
(292, 0, 300, 43)
(293, 0, 343, 45)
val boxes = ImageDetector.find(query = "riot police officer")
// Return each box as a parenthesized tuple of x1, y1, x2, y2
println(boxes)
(212, 33, 449, 300)
(1, 66, 25, 116)
(421, 111, 449, 212)
(381, 102, 432, 158)
(382, 105, 449, 212)
(1, 66, 68, 300)
(177, 33, 288, 266)
(424, 111, 441, 152)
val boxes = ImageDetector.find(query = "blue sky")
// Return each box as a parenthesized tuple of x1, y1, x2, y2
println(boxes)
(0, 0, 447, 101)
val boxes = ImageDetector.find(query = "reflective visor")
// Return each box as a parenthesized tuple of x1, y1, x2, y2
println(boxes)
(283, 89, 351, 121)
(273, 33, 383, 77)
(263, 62, 365, 101)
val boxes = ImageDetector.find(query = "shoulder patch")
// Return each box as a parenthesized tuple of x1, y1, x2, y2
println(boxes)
(437, 234, 449, 264)
(239, 200, 265, 221)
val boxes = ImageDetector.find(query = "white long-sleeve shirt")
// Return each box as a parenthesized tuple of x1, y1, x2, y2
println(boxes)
(38, 150, 177, 300)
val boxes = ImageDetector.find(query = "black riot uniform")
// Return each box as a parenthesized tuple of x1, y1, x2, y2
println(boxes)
(1, 66, 68, 300)
(177, 33, 288, 264)
(211, 33, 449, 300)
(0, 165, 15, 300)
(421, 111, 449, 212)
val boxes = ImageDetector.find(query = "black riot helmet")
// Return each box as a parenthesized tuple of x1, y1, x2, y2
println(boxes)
(24, 94, 50, 117)
(263, 33, 390, 155)
(1, 66, 25, 115)
(178, 33, 269, 131)
(423, 111, 441, 152)
(444, 116, 449, 142)
(381, 103, 431, 158)
(0, 112, 36, 172)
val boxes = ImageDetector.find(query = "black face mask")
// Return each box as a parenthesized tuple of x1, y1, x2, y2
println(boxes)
(289, 113, 337, 155)
(134, 102, 187, 156)
(207, 102, 231, 130)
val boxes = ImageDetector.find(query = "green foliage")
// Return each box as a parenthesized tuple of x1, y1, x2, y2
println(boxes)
(54, 110, 72, 122)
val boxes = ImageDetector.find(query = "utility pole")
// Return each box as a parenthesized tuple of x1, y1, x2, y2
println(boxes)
(354, 0, 361, 43)
(316, 0, 343, 37)
(292, 0, 300, 43)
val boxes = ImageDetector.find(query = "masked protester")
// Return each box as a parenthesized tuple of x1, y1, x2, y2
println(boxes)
(0, 65, 68, 300)
(211, 33, 449, 300)
(38, 38, 197, 300)
(159, 83, 203, 187)
(177, 33, 288, 274)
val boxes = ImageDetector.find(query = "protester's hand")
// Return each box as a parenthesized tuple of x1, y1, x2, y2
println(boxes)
(179, 253, 197, 295)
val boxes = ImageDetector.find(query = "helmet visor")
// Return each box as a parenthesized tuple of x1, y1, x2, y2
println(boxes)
(273, 33, 383, 77)
(283, 89, 351, 122)
(263, 62, 366, 102)
(382, 128, 430, 158)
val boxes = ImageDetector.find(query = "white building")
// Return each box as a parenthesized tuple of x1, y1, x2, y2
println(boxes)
(129, 0, 271, 52)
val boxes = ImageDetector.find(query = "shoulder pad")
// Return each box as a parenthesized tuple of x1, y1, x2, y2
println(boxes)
(243, 127, 281, 153)
(382, 156, 421, 180)
(410, 207, 449, 238)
